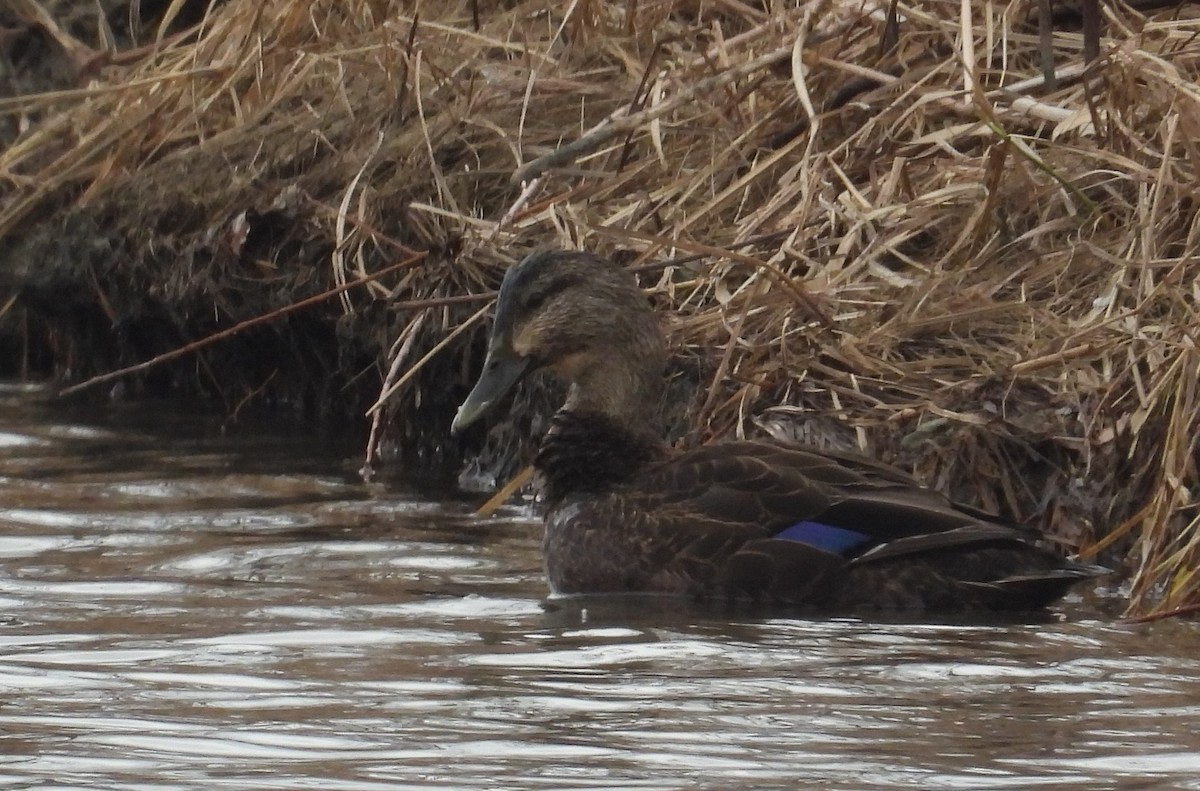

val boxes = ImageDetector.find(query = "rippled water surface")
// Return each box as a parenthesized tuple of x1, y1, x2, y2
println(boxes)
(2, 383, 1199, 790)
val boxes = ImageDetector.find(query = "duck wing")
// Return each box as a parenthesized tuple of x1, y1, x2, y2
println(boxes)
(632, 440, 1016, 550)
(620, 440, 1082, 603)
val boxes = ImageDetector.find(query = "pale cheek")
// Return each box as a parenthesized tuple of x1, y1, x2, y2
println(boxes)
(512, 312, 568, 359)
(511, 324, 535, 357)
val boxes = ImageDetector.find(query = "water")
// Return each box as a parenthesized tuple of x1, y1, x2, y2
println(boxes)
(1, 382, 1198, 790)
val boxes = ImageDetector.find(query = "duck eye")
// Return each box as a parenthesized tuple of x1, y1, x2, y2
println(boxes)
(515, 273, 583, 314)
(520, 290, 550, 313)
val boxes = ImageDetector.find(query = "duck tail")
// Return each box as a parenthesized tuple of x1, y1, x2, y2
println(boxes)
(965, 561, 1111, 611)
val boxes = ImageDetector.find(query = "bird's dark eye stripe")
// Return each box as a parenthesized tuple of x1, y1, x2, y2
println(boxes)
(519, 274, 586, 312)
(520, 289, 551, 313)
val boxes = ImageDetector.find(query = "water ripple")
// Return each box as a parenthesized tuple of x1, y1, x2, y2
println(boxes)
(1, 387, 1199, 791)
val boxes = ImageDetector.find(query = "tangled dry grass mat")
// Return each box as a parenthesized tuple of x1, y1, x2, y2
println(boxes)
(2, 0, 1199, 617)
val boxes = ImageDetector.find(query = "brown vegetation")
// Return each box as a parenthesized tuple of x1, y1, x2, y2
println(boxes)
(2, 0, 1199, 616)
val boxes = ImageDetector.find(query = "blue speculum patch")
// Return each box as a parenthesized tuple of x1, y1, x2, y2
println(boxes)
(775, 521, 871, 554)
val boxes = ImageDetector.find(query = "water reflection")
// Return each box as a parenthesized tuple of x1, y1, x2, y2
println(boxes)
(0, 383, 1198, 790)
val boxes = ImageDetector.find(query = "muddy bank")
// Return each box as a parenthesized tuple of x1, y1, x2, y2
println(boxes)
(1, 0, 482, 467)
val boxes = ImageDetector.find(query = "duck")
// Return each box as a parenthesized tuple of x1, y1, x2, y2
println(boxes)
(451, 249, 1107, 612)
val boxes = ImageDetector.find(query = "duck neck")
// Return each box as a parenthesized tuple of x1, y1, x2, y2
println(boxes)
(535, 408, 667, 506)
(560, 357, 663, 434)
(535, 360, 668, 504)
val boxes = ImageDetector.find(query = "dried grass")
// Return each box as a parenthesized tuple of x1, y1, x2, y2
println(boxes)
(3, 0, 1200, 616)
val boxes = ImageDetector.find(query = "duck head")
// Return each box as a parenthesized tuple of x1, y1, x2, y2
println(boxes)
(452, 250, 667, 434)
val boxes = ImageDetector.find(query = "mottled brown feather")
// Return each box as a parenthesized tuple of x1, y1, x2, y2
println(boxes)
(456, 251, 1108, 612)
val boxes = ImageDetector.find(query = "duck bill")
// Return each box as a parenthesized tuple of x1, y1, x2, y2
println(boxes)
(451, 350, 531, 434)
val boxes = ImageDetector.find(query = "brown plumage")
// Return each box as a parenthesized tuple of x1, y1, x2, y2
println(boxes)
(453, 249, 1107, 612)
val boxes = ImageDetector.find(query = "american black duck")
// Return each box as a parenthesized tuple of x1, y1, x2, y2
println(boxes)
(452, 250, 1106, 612)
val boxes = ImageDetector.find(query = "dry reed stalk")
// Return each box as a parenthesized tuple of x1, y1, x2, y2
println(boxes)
(4, 0, 1200, 616)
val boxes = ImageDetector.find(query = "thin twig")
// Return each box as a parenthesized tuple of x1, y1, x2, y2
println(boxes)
(476, 465, 534, 517)
(58, 253, 426, 397)
(363, 309, 429, 477)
